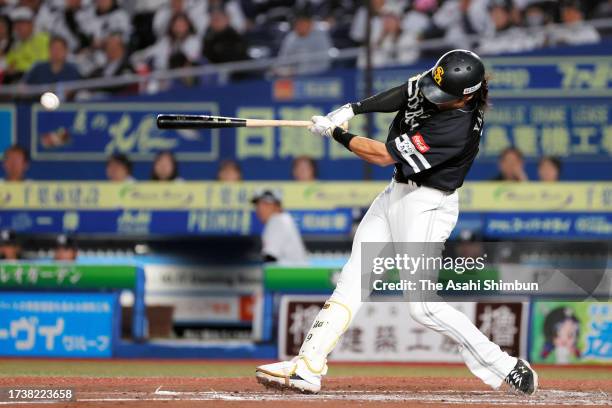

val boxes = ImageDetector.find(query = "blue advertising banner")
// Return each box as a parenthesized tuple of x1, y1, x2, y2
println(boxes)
(0, 209, 354, 235)
(477, 100, 612, 163)
(367, 55, 612, 97)
(32, 103, 219, 161)
(2, 210, 609, 238)
(0, 292, 118, 357)
(483, 213, 612, 239)
(0, 104, 15, 155)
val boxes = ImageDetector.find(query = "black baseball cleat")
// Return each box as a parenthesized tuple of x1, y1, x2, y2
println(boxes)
(504, 359, 538, 395)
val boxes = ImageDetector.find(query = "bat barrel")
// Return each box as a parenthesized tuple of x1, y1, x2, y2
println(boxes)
(157, 114, 247, 129)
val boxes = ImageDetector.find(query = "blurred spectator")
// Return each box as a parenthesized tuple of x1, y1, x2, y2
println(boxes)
(240, 0, 301, 26)
(367, 10, 419, 67)
(13, 0, 49, 32)
(0, 14, 11, 70)
(207, 0, 247, 33)
(126, 0, 168, 16)
(523, 1, 555, 28)
(538, 156, 561, 182)
(493, 147, 528, 181)
(5, 6, 49, 82)
(477, 0, 542, 55)
(86, 0, 132, 46)
(203, 8, 248, 64)
(548, 0, 600, 46)
(251, 189, 307, 264)
(132, 12, 201, 71)
(106, 153, 134, 182)
(168, 51, 199, 87)
(153, 0, 205, 38)
(125, 0, 167, 51)
(431, 0, 490, 49)
(594, 0, 612, 18)
(89, 33, 135, 93)
(0, 229, 22, 260)
(30, 0, 61, 34)
(275, 7, 332, 76)
(19, 0, 44, 15)
(0, 1, 13, 15)
(54, 234, 78, 261)
(350, 0, 424, 64)
(350, 0, 392, 44)
(217, 159, 242, 182)
(294, 0, 357, 24)
(24, 36, 81, 84)
(292, 156, 317, 181)
(2, 144, 30, 182)
(46, 0, 94, 53)
(405, 0, 437, 36)
(151, 150, 180, 181)
(152, 0, 246, 37)
(0, 0, 605, 88)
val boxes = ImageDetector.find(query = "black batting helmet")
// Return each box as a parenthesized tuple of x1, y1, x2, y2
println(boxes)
(418, 49, 485, 104)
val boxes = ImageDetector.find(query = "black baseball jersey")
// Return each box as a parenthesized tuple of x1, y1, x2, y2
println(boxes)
(355, 73, 484, 192)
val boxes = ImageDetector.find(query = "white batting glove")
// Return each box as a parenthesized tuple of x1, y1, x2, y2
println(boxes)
(326, 103, 355, 127)
(309, 115, 336, 138)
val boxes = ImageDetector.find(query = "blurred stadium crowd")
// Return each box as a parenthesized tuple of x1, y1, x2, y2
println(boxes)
(2, 144, 325, 182)
(0, 0, 608, 86)
(2, 143, 564, 183)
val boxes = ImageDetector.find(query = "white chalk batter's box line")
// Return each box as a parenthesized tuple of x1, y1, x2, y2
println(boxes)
(0, 389, 609, 405)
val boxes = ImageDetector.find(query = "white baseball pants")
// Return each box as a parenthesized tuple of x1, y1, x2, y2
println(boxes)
(299, 180, 516, 388)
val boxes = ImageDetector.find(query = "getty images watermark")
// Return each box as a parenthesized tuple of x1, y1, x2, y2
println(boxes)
(371, 252, 538, 292)
(360, 242, 611, 302)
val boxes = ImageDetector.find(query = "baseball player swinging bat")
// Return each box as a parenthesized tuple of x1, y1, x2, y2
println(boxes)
(256, 50, 539, 396)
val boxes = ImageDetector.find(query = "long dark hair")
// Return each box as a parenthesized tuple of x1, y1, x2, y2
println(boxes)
(168, 12, 196, 41)
(474, 76, 490, 111)
(541, 306, 580, 359)
(151, 151, 179, 181)
(0, 15, 12, 54)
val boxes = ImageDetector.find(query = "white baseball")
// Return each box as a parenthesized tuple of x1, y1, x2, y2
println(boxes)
(40, 92, 60, 111)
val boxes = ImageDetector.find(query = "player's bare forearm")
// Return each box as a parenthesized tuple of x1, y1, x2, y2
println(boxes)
(348, 136, 395, 166)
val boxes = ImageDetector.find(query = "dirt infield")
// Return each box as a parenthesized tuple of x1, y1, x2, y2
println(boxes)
(1, 376, 610, 407)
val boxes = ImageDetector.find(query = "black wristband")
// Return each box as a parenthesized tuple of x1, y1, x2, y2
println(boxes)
(332, 127, 356, 151)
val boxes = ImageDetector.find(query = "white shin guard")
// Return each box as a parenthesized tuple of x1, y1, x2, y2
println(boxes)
(298, 300, 352, 374)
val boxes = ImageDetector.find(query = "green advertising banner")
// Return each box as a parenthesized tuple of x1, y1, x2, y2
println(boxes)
(530, 301, 611, 364)
(264, 266, 339, 291)
(0, 264, 137, 289)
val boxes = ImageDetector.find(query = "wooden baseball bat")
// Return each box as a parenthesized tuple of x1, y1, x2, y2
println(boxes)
(157, 114, 311, 130)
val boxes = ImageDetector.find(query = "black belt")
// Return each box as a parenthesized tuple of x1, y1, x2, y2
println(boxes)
(393, 172, 420, 186)
(393, 173, 455, 194)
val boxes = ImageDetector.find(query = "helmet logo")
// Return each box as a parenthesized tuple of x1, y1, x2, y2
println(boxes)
(433, 66, 444, 86)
